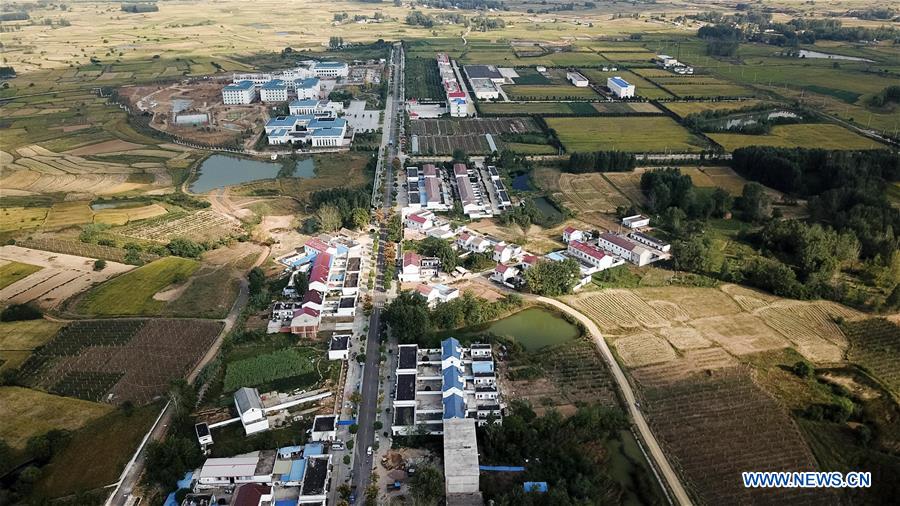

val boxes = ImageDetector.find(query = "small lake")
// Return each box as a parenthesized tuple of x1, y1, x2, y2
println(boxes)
(454, 307, 580, 351)
(511, 174, 533, 191)
(189, 155, 316, 193)
(530, 196, 564, 221)
(797, 49, 873, 62)
(605, 430, 668, 506)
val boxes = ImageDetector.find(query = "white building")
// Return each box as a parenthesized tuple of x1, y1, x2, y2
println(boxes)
(260, 79, 288, 103)
(562, 226, 586, 244)
(310, 415, 337, 441)
(622, 214, 650, 229)
(597, 233, 653, 266)
(405, 210, 435, 231)
(196, 452, 274, 488)
(567, 240, 615, 270)
(655, 54, 679, 68)
(566, 71, 589, 87)
(470, 78, 500, 100)
(399, 252, 441, 283)
(491, 263, 519, 285)
(312, 61, 348, 78)
(328, 334, 350, 361)
(235, 387, 270, 435)
(265, 115, 347, 147)
(456, 231, 493, 253)
(492, 242, 522, 264)
(607, 76, 635, 98)
(289, 98, 342, 116)
(415, 283, 460, 307)
(438, 53, 469, 118)
(294, 78, 321, 100)
(222, 80, 256, 105)
(629, 231, 671, 252)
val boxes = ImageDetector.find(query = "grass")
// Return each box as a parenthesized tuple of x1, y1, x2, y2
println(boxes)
(43, 201, 95, 229)
(480, 102, 581, 115)
(0, 207, 49, 232)
(76, 257, 200, 316)
(546, 116, 709, 153)
(0, 319, 65, 371)
(708, 123, 885, 151)
(505, 85, 599, 101)
(663, 100, 766, 118)
(505, 142, 558, 154)
(0, 260, 43, 289)
(31, 403, 160, 499)
(0, 386, 113, 449)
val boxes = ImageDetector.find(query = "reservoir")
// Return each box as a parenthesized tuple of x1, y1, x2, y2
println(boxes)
(189, 155, 316, 193)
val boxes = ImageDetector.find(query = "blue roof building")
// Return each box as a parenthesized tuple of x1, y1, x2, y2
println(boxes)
(443, 393, 466, 420)
(442, 337, 462, 362)
(224, 80, 254, 91)
(261, 79, 286, 90)
(610, 76, 631, 88)
(524, 482, 548, 493)
(290, 98, 319, 108)
(295, 77, 320, 89)
(316, 61, 346, 69)
(471, 361, 494, 375)
(442, 366, 464, 393)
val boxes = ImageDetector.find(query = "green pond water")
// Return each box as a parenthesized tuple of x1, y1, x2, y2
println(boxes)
(605, 429, 667, 506)
(189, 154, 316, 193)
(530, 196, 564, 221)
(454, 307, 580, 351)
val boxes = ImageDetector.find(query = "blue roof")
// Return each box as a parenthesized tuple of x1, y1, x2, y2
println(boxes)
(524, 482, 548, 493)
(442, 367, 464, 392)
(317, 61, 346, 69)
(546, 251, 567, 262)
(609, 76, 632, 88)
(268, 128, 290, 137)
(266, 115, 301, 128)
(451, 98, 466, 104)
(176, 471, 193, 489)
(275, 500, 297, 506)
(295, 77, 320, 89)
(291, 98, 318, 107)
(262, 79, 286, 90)
(304, 442, 324, 456)
(281, 459, 305, 483)
(278, 445, 303, 458)
(224, 80, 254, 91)
(442, 337, 461, 361)
(308, 117, 346, 129)
(311, 127, 344, 137)
(443, 393, 466, 419)
(472, 361, 494, 374)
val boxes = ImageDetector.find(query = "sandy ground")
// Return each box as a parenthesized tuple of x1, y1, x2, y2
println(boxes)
(256, 215, 307, 258)
(0, 245, 133, 308)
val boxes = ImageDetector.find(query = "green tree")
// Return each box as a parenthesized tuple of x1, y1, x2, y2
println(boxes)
(383, 290, 432, 343)
(143, 436, 202, 488)
(351, 208, 370, 230)
(711, 187, 733, 218)
(316, 204, 342, 232)
(409, 465, 444, 504)
(167, 237, 205, 258)
(93, 259, 107, 271)
(248, 266, 266, 296)
(672, 237, 713, 273)
(417, 236, 458, 271)
(735, 182, 770, 222)
(524, 259, 581, 296)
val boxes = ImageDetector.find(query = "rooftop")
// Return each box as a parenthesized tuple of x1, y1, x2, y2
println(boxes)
(234, 387, 262, 414)
(300, 456, 330, 496)
(609, 76, 632, 88)
(329, 334, 350, 351)
(464, 64, 503, 80)
(225, 80, 255, 91)
(599, 233, 638, 252)
(399, 345, 418, 370)
(312, 415, 336, 433)
(396, 373, 416, 401)
(261, 79, 286, 90)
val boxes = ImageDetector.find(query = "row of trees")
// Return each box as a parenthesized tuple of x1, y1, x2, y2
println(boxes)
(308, 186, 372, 232)
(564, 151, 636, 173)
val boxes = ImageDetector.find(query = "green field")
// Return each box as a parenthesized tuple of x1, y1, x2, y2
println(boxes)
(0, 319, 65, 371)
(708, 124, 884, 151)
(505, 85, 599, 101)
(546, 116, 709, 153)
(76, 257, 200, 316)
(0, 386, 113, 449)
(224, 346, 321, 392)
(504, 142, 558, 154)
(480, 102, 593, 115)
(664, 100, 766, 118)
(0, 261, 42, 289)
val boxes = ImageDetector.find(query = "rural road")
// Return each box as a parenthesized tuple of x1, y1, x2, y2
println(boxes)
(534, 295, 692, 506)
(105, 245, 270, 506)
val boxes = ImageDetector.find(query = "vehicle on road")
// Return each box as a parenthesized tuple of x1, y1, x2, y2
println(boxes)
(367, 446, 373, 456)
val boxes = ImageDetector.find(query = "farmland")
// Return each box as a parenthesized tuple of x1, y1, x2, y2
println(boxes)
(662, 100, 766, 118)
(0, 319, 65, 372)
(19, 318, 221, 405)
(479, 102, 592, 116)
(111, 209, 243, 244)
(844, 319, 900, 395)
(0, 386, 113, 449)
(223, 346, 323, 392)
(546, 116, 709, 153)
(0, 245, 134, 309)
(709, 123, 884, 151)
(75, 257, 200, 316)
(582, 69, 672, 99)
(504, 85, 599, 101)
(409, 117, 542, 155)
(404, 55, 443, 101)
(554, 172, 633, 224)
(0, 260, 42, 289)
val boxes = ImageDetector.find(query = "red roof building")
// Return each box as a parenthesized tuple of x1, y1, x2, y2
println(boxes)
(403, 251, 422, 268)
(308, 252, 332, 284)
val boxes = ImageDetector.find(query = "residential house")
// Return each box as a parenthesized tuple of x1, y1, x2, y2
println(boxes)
(597, 233, 653, 266)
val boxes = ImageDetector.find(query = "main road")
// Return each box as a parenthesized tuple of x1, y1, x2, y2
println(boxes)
(350, 41, 403, 503)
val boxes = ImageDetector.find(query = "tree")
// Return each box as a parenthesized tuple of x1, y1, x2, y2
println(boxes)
(93, 259, 107, 271)
(374, 420, 383, 430)
(248, 267, 266, 296)
(168, 379, 197, 416)
(365, 472, 379, 503)
(351, 208, 370, 230)
(349, 423, 359, 434)
(383, 291, 432, 343)
(524, 259, 581, 296)
(167, 237, 205, 258)
(417, 236, 458, 271)
(144, 436, 202, 488)
(735, 182, 770, 222)
(316, 204, 342, 232)
(1, 303, 42, 322)
(452, 148, 467, 162)
(409, 465, 444, 504)
(672, 237, 713, 273)
(711, 187, 733, 218)
(792, 361, 813, 378)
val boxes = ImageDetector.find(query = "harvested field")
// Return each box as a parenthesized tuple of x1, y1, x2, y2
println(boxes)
(19, 318, 222, 405)
(593, 101, 661, 114)
(112, 209, 242, 243)
(65, 139, 144, 156)
(43, 201, 94, 229)
(0, 207, 49, 232)
(0, 245, 134, 309)
(546, 116, 709, 153)
(0, 260, 43, 289)
(409, 117, 541, 155)
(92, 203, 168, 225)
(76, 257, 200, 316)
(663, 100, 765, 118)
(637, 367, 832, 505)
(636, 286, 741, 319)
(0, 386, 113, 449)
(602, 171, 648, 205)
(556, 173, 632, 222)
(657, 327, 711, 351)
(569, 290, 668, 333)
(757, 302, 857, 363)
(709, 124, 884, 151)
(844, 318, 900, 395)
(691, 313, 790, 356)
(613, 332, 677, 367)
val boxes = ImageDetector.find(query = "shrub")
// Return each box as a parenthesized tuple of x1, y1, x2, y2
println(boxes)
(1, 304, 42, 322)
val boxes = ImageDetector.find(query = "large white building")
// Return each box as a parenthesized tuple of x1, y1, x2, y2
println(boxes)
(235, 387, 270, 435)
(260, 79, 288, 103)
(222, 80, 257, 105)
(312, 61, 349, 78)
(597, 232, 653, 266)
(265, 115, 347, 147)
(289, 98, 342, 116)
(567, 240, 615, 270)
(567, 71, 589, 87)
(470, 78, 500, 100)
(294, 77, 321, 100)
(438, 53, 469, 117)
(607, 76, 635, 98)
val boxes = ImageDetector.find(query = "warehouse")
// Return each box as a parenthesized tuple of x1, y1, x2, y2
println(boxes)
(566, 71, 589, 87)
(470, 78, 500, 100)
(607, 76, 635, 98)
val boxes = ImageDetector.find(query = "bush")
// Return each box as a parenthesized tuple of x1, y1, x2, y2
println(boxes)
(0, 304, 42, 322)
(93, 259, 107, 271)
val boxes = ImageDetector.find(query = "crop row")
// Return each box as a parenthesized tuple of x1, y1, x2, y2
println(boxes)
(223, 347, 318, 392)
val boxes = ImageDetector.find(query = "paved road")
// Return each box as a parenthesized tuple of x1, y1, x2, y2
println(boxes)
(106, 247, 269, 506)
(350, 42, 403, 503)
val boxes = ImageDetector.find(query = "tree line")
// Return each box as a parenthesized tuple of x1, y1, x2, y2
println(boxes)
(564, 151, 636, 173)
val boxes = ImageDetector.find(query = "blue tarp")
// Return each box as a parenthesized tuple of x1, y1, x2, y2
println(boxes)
(524, 481, 549, 493)
(163, 492, 178, 506)
(337, 419, 356, 426)
(480, 465, 525, 472)
(278, 445, 304, 458)
(176, 471, 193, 489)
(304, 442, 324, 456)
(282, 458, 306, 483)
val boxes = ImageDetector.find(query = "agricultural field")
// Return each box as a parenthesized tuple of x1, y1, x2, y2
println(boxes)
(19, 318, 221, 405)
(479, 102, 596, 116)
(404, 55, 443, 101)
(554, 172, 633, 224)
(0, 245, 134, 309)
(0, 386, 113, 449)
(0, 260, 43, 289)
(709, 123, 885, 151)
(223, 346, 322, 392)
(111, 209, 243, 243)
(0, 319, 65, 372)
(843, 319, 900, 395)
(504, 84, 599, 101)
(581, 69, 672, 99)
(92, 203, 168, 226)
(662, 100, 766, 118)
(15, 237, 160, 265)
(42, 201, 95, 229)
(593, 102, 662, 114)
(546, 116, 709, 153)
(409, 117, 542, 155)
(601, 171, 649, 206)
(0, 207, 49, 233)
(75, 257, 200, 316)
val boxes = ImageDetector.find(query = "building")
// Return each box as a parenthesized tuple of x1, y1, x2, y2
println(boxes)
(470, 78, 500, 100)
(562, 226, 586, 244)
(312, 61, 348, 78)
(629, 231, 671, 252)
(399, 251, 441, 282)
(597, 233, 653, 266)
(491, 263, 519, 285)
(566, 71, 589, 87)
(493, 242, 522, 264)
(567, 240, 614, 270)
(265, 115, 347, 147)
(235, 387, 270, 435)
(195, 423, 213, 447)
(196, 451, 275, 488)
(622, 214, 650, 229)
(391, 338, 502, 436)
(232, 484, 272, 506)
(444, 418, 482, 501)
(328, 334, 350, 360)
(456, 231, 494, 253)
(405, 209, 435, 231)
(607, 76, 635, 98)
(438, 53, 470, 118)
(294, 78, 321, 100)
(463, 65, 505, 84)
(222, 80, 256, 105)
(310, 415, 337, 441)
(289, 98, 341, 116)
(654, 54, 679, 68)
(260, 79, 288, 102)
(415, 283, 460, 307)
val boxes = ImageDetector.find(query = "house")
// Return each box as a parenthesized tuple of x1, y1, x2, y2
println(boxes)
(492, 242, 522, 264)
(562, 226, 586, 244)
(196, 451, 275, 488)
(260, 79, 288, 103)
(232, 484, 272, 506)
(222, 80, 256, 105)
(567, 240, 614, 270)
(235, 388, 269, 435)
(294, 77, 321, 100)
(520, 253, 539, 270)
(607, 76, 635, 98)
(195, 423, 213, 447)
(328, 334, 350, 360)
(290, 306, 320, 338)
(456, 231, 493, 253)
(622, 214, 650, 229)
(310, 415, 337, 441)
(597, 233, 653, 266)
(307, 253, 332, 292)
(415, 283, 460, 307)
(400, 251, 423, 282)
(491, 263, 519, 284)
(470, 78, 500, 100)
(629, 231, 671, 252)
(566, 71, 589, 87)
(405, 210, 434, 231)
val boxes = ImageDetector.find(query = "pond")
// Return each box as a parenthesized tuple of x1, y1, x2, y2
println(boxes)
(454, 307, 581, 351)
(189, 155, 316, 193)
(511, 173, 533, 191)
(797, 49, 873, 62)
(604, 430, 668, 506)
(530, 196, 564, 221)
(90, 201, 147, 211)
